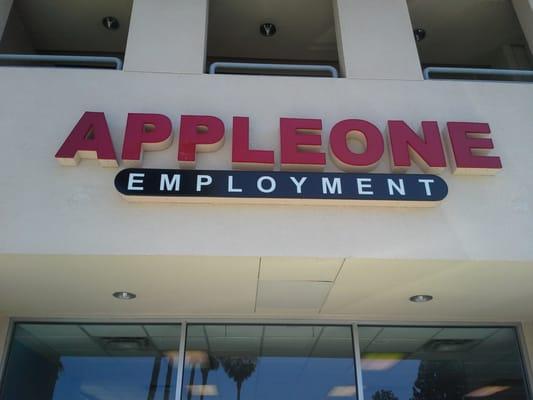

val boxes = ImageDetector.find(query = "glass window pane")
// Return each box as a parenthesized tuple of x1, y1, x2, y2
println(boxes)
(359, 326, 530, 400)
(0, 323, 181, 400)
(182, 324, 357, 399)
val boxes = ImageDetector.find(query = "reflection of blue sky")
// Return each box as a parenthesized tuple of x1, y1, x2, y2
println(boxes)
(52, 357, 176, 400)
(362, 360, 421, 400)
(183, 356, 356, 400)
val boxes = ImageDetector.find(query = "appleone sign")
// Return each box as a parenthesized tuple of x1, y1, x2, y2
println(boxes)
(55, 112, 502, 206)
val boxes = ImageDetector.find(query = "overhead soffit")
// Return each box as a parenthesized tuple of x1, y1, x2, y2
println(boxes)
(0, 255, 533, 322)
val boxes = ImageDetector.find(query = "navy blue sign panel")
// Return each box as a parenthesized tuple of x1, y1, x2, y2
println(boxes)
(114, 169, 448, 206)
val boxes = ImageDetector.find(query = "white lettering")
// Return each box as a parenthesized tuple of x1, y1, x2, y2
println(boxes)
(418, 178, 435, 196)
(322, 177, 342, 194)
(387, 178, 405, 196)
(227, 175, 243, 193)
(196, 175, 213, 192)
(290, 176, 308, 194)
(160, 174, 181, 191)
(128, 173, 145, 191)
(356, 178, 374, 195)
(257, 176, 276, 193)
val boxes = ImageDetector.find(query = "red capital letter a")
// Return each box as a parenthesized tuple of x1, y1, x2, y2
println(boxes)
(55, 112, 118, 167)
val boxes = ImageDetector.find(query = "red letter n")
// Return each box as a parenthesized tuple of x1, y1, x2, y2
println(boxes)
(388, 120, 446, 173)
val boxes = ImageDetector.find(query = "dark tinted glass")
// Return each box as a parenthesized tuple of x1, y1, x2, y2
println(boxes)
(0, 323, 181, 400)
(359, 326, 530, 400)
(181, 324, 357, 399)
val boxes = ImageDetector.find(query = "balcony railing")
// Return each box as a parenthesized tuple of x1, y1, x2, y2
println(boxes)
(209, 62, 339, 78)
(423, 66, 533, 82)
(0, 54, 123, 70)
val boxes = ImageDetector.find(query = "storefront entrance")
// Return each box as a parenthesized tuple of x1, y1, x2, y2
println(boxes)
(0, 322, 530, 400)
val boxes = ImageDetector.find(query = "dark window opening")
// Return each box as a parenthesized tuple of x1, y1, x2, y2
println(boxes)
(407, 0, 533, 82)
(0, 0, 133, 70)
(206, 0, 340, 78)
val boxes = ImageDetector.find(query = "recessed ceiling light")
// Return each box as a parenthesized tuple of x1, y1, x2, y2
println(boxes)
(102, 16, 120, 31)
(409, 294, 433, 303)
(188, 385, 219, 396)
(328, 386, 356, 397)
(361, 353, 404, 371)
(113, 291, 136, 300)
(465, 386, 510, 397)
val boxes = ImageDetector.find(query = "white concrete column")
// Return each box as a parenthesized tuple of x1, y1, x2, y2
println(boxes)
(0, 0, 13, 40)
(334, 0, 423, 80)
(513, 0, 533, 56)
(124, 0, 208, 74)
(0, 316, 9, 374)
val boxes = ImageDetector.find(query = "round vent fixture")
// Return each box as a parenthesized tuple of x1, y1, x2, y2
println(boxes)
(260, 23, 277, 37)
(102, 16, 120, 31)
(414, 28, 426, 42)
(102, 337, 150, 351)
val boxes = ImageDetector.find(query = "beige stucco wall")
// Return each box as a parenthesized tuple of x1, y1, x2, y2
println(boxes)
(124, 0, 208, 73)
(0, 68, 532, 261)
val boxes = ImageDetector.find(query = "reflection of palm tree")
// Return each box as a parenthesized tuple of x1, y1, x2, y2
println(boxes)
(164, 356, 174, 400)
(148, 354, 175, 400)
(220, 356, 257, 400)
(372, 389, 399, 400)
(147, 356, 162, 400)
(410, 360, 466, 400)
(186, 361, 197, 400)
(200, 355, 219, 400)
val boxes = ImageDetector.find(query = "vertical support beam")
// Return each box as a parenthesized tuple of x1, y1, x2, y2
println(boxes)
(0, 316, 10, 380)
(352, 324, 365, 400)
(124, 0, 208, 74)
(334, 0, 423, 80)
(0, 0, 13, 40)
(512, 0, 533, 56)
(519, 322, 533, 397)
(174, 322, 187, 400)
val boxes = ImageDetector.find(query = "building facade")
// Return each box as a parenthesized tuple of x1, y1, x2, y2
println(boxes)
(1, 0, 533, 399)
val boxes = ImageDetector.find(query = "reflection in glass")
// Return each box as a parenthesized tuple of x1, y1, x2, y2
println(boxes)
(181, 325, 357, 399)
(359, 326, 530, 400)
(0, 323, 181, 400)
